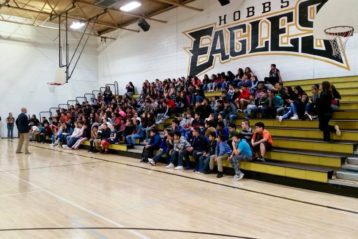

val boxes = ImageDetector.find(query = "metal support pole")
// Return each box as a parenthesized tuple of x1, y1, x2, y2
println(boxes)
(65, 12, 69, 83)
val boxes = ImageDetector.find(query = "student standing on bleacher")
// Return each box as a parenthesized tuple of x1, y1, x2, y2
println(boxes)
(317, 81, 341, 142)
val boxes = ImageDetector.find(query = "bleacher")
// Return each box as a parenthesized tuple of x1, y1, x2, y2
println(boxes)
(40, 76, 358, 196)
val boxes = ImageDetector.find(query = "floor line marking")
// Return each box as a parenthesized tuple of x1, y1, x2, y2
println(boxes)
(4, 171, 150, 239)
(31, 144, 358, 215)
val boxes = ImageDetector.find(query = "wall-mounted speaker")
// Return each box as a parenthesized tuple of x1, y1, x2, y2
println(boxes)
(138, 18, 150, 32)
(218, 0, 230, 6)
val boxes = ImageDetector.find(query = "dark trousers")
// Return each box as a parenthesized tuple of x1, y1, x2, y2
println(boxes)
(7, 124, 14, 139)
(181, 150, 204, 169)
(141, 145, 158, 162)
(319, 113, 336, 141)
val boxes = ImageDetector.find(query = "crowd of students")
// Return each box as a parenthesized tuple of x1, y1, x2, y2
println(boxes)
(25, 63, 343, 180)
(140, 120, 272, 180)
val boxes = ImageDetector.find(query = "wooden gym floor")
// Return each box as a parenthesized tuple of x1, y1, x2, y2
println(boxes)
(0, 140, 356, 239)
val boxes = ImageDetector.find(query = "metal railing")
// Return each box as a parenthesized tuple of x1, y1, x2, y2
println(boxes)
(84, 93, 95, 104)
(40, 80, 120, 121)
(92, 90, 100, 96)
(39, 111, 52, 120)
(76, 96, 87, 104)
(114, 81, 119, 95)
(58, 104, 69, 109)
(49, 107, 59, 116)
(67, 100, 78, 106)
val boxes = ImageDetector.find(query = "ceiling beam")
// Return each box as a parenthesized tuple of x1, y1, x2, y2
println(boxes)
(0, 18, 116, 39)
(75, 0, 167, 24)
(150, 0, 203, 12)
(1, 4, 139, 32)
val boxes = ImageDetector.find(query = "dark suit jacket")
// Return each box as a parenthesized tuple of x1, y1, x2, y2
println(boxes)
(16, 113, 30, 133)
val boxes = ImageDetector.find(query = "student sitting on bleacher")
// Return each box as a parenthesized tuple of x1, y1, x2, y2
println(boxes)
(53, 122, 70, 146)
(331, 84, 341, 111)
(222, 100, 237, 123)
(183, 127, 208, 171)
(230, 132, 253, 181)
(237, 83, 251, 110)
(141, 112, 155, 141)
(140, 128, 162, 163)
(63, 121, 84, 149)
(266, 90, 284, 118)
(72, 123, 91, 150)
(264, 64, 282, 90)
(99, 123, 111, 153)
(304, 84, 320, 120)
(228, 123, 240, 147)
(251, 122, 273, 162)
(209, 134, 232, 178)
(216, 121, 229, 141)
(240, 120, 253, 143)
(170, 119, 185, 137)
(166, 131, 191, 169)
(198, 131, 217, 174)
(148, 130, 174, 166)
(126, 119, 143, 148)
(88, 125, 100, 153)
(277, 86, 307, 122)
(49, 121, 59, 146)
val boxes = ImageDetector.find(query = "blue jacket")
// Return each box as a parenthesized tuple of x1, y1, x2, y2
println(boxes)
(149, 133, 162, 149)
(216, 127, 229, 141)
(215, 141, 232, 156)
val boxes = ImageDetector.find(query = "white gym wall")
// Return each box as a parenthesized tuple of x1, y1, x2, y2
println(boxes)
(98, 0, 358, 94)
(0, 22, 98, 137)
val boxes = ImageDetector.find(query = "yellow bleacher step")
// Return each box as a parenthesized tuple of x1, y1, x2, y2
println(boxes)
(205, 88, 358, 99)
(268, 128, 358, 142)
(283, 76, 358, 87)
(267, 150, 343, 168)
(273, 138, 354, 154)
(247, 119, 358, 130)
(82, 141, 128, 151)
(333, 111, 358, 119)
(221, 160, 331, 183)
(340, 103, 358, 110)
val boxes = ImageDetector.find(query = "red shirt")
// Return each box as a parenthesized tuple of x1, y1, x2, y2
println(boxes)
(239, 88, 251, 100)
(167, 99, 176, 109)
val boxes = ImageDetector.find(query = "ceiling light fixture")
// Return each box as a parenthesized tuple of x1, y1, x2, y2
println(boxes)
(70, 21, 86, 30)
(120, 1, 142, 12)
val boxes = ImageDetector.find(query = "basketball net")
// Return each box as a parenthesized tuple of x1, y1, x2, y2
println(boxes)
(324, 26, 354, 57)
(47, 82, 64, 93)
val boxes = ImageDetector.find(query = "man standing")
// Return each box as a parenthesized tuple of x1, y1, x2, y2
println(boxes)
(16, 108, 30, 154)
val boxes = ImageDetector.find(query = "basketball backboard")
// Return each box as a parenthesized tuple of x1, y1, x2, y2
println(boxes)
(52, 68, 66, 85)
(313, 0, 358, 40)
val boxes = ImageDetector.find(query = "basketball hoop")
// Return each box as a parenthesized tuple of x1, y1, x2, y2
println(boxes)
(324, 26, 354, 57)
(47, 82, 64, 93)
